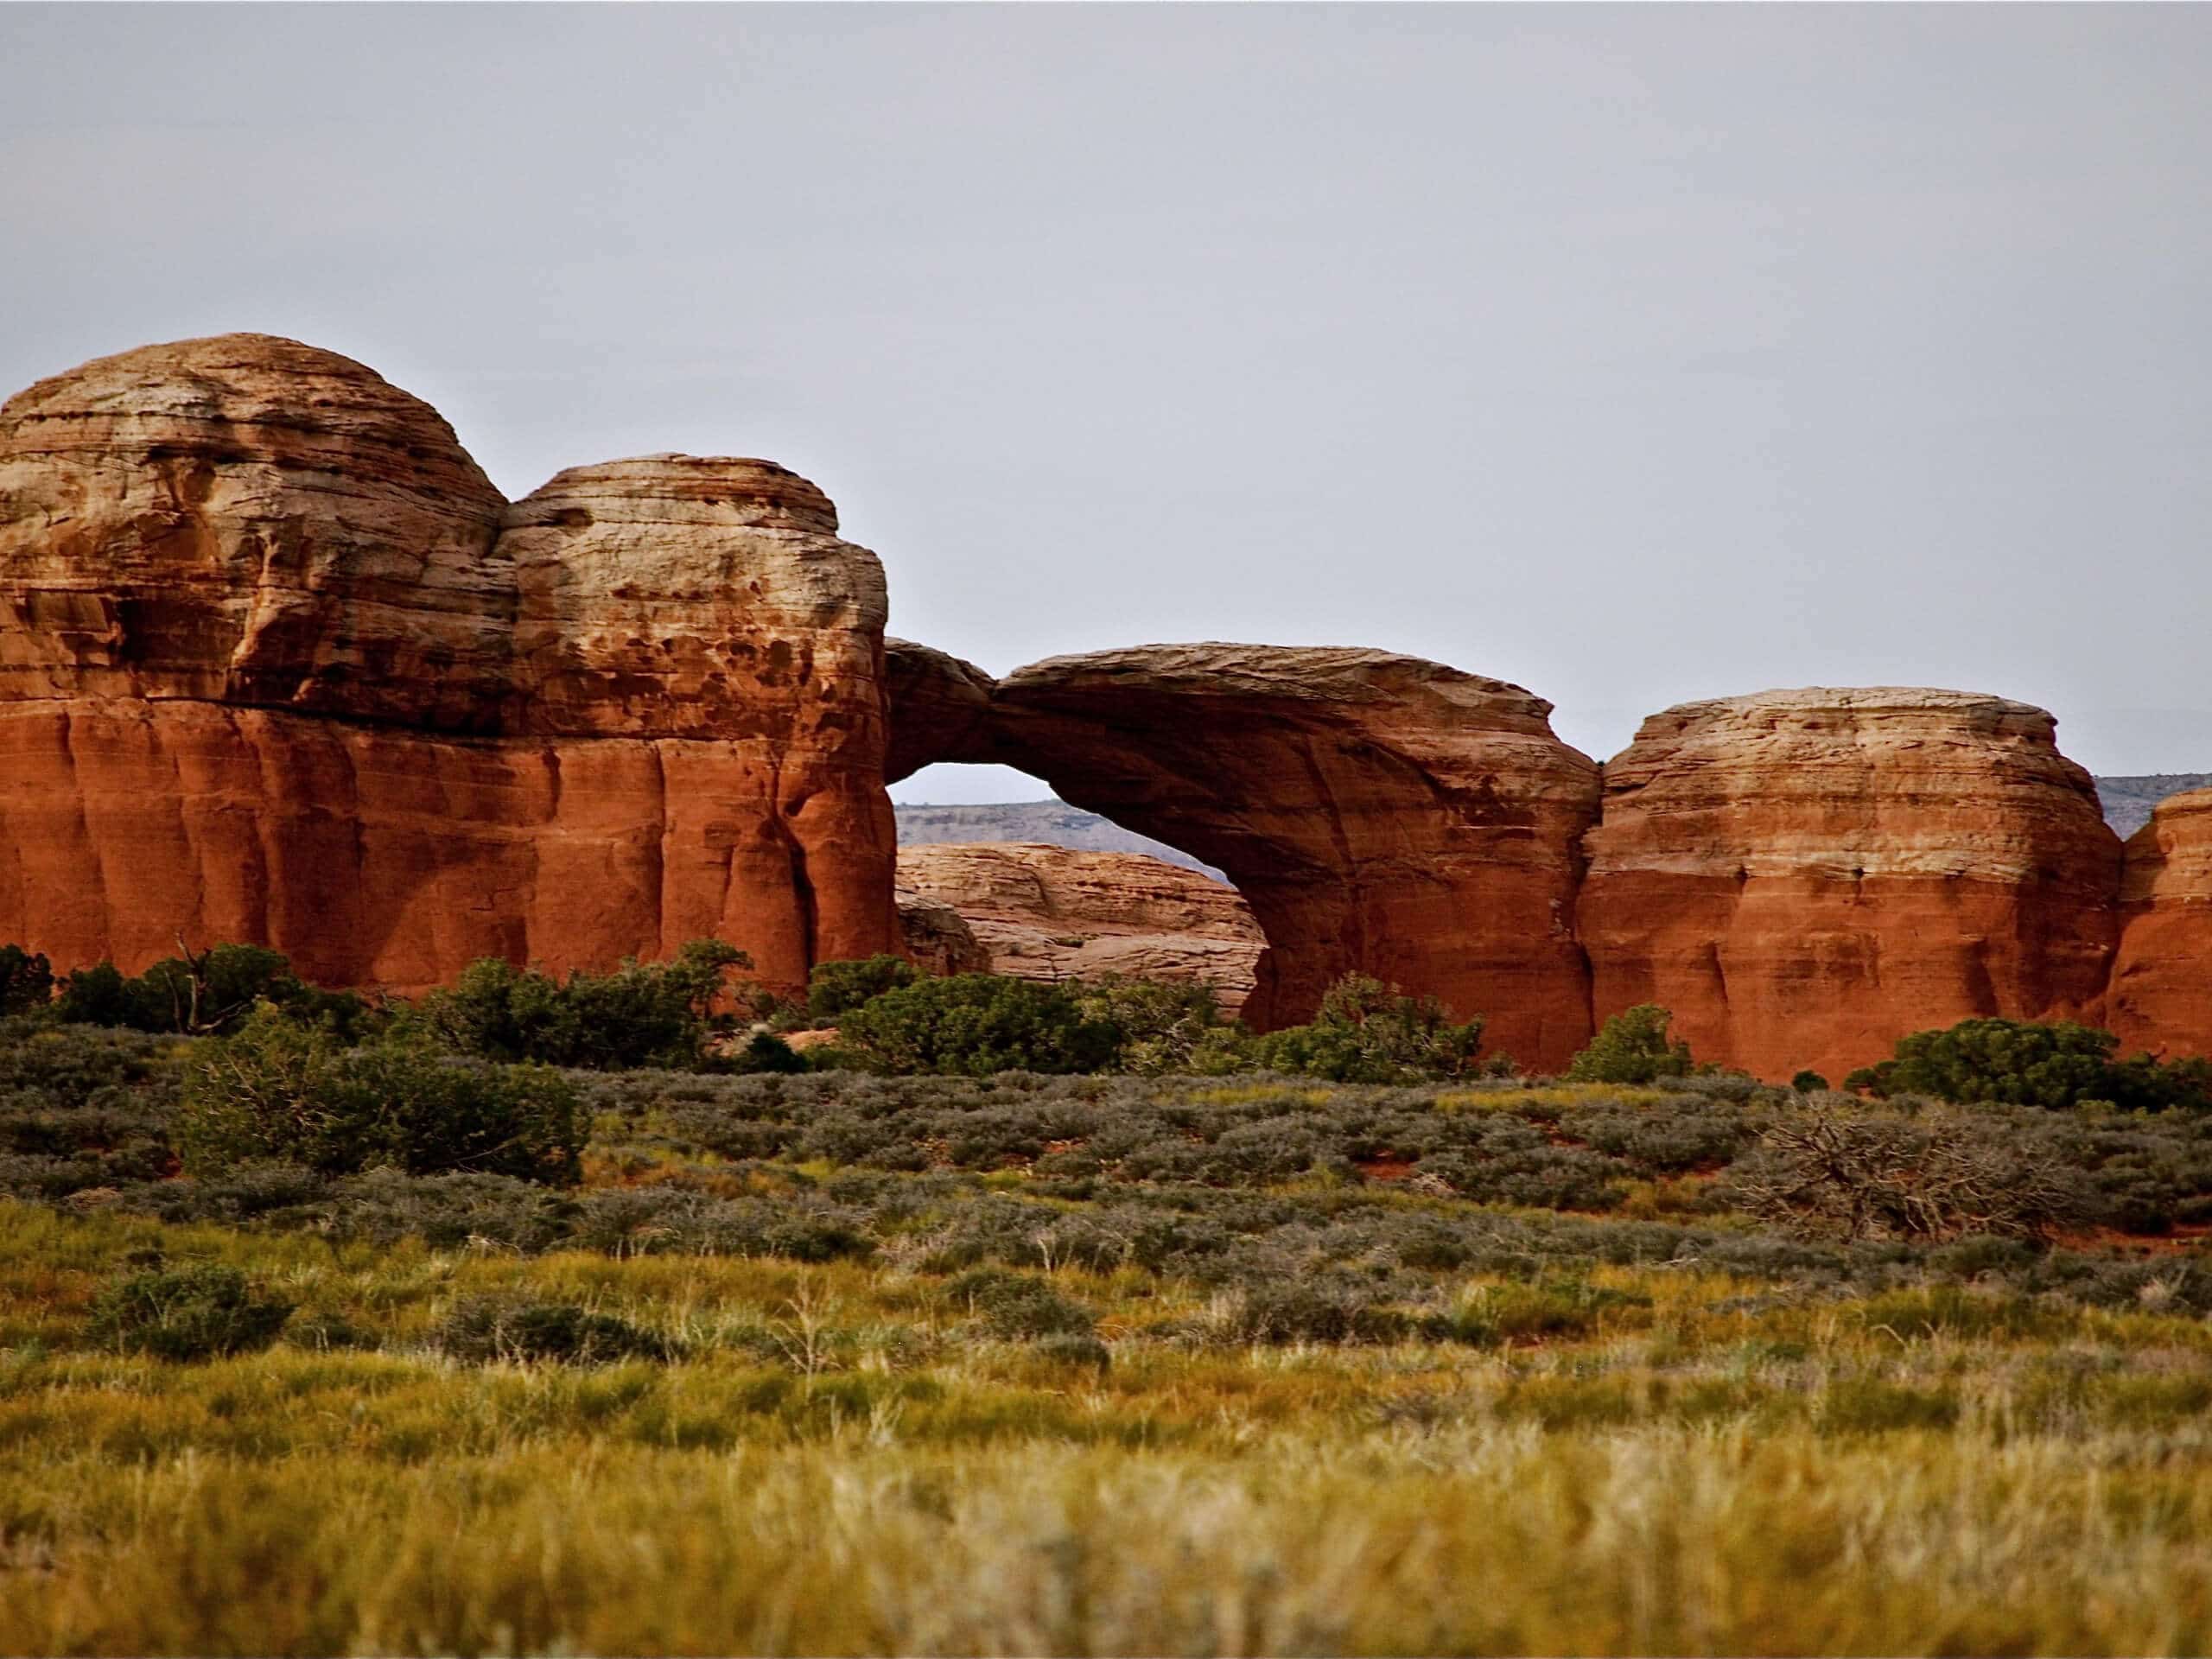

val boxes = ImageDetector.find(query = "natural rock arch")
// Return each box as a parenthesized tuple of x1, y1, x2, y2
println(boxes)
(883, 638, 1603, 1071)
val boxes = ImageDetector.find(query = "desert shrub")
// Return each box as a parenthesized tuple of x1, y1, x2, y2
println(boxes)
(175, 1007, 583, 1185)
(830, 975, 1119, 1077)
(1251, 975, 1486, 1084)
(1033, 1332, 1112, 1369)
(726, 1032, 809, 1074)
(433, 1295, 677, 1364)
(942, 1268, 1097, 1338)
(1420, 1135, 1627, 1211)
(1792, 1070, 1830, 1094)
(1567, 1005, 1695, 1084)
(415, 940, 755, 1071)
(1071, 976, 1235, 1075)
(1845, 1017, 2212, 1112)
(1220, 1274, 1411, 1344)
(54, 944, 370, 1039)
(1719, 1098, 2097, 1241)
(1444, 1275, 1654, 1347)
(87, 1264, 293, 1361)
(319, 1169, 582, 1252)
(805, 955, 919, 1021)
(0, 945, 53, 1016)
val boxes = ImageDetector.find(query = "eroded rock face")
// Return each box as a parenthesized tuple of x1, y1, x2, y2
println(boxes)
(895, 884, 993, 979)
(0, 334, 512, 731)
(2109, 790, 2212, 1058)
(882, 637, 996, 785)
(896, 842, 1264, 1012)
(1579, 688, 2122, 1082)
(0, 336, 901, 996)
(917, 645, 1601, 1067)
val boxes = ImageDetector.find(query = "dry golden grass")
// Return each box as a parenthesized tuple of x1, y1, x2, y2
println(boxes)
(4, 1200, 2212, 1654)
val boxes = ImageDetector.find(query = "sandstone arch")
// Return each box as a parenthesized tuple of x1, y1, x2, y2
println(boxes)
(885, 639, 1602, 1071)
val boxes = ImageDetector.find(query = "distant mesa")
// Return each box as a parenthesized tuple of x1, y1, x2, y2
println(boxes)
(2, 331, 2205, 1078)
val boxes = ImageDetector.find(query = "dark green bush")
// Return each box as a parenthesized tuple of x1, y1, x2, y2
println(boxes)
(943, 1268, 1097, 1338)
(1845, 1017, 2212, 1112)
(1222, 1275, 1411, 1344)
(1792, 1070, 1830, 1094)
(805, 955, 919, 1022)
(415, 939, 756, 1071)
(1251, 975, 1485, 1084)
(87, 1264, 293, 1361)
(175, 1007, 583, 1185)
(0, 945, 53, 1016)
(830, 975, 1119, 1077)
(1073, 976, 1236, 1075)
(54, 944, 370, 1039)
(728, 1031, 810, 1075)
(1567, 1005, 1695, 1084)
(433, 1295, 677, 1364)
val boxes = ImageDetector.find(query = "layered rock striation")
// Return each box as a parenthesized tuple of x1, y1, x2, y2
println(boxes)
(1579, 688, 2122, 1082)
(0, 336, 900, 996)
(896, 842, 1264, 1013)
(2108, 789, 2212, 1058)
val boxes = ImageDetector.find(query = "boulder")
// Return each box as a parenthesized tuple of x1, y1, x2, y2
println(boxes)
(895, 884, 993, 979)
(1578, 688, 2121, 1082)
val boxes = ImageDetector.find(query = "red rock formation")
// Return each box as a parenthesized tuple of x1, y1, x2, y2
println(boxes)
(0, 334, 512, 731)
(912, 645, 1601, 1068)
(896, 842, 1264, 1012)
(2108, 789, 2212, 1058)
(0, 336, 900, 997)
(1579, 688, 2121, 1083)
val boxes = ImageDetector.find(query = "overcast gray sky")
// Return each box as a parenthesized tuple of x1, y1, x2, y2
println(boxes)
(3, 3, 2208, 800)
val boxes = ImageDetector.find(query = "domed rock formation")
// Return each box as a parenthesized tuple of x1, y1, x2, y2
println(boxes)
(2108, 789, 2212, 1058)
(0, 335, 901, 998)
(0, 334, 513, 730)
(1578, 688, 2122, 1082)
(896, 842, 1264, 1012)
(893, 645, 1601, 1068)
(499, 454, 899, 984)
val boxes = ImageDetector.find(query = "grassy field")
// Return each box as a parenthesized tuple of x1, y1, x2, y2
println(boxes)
(6, 1029, 2212, 1654)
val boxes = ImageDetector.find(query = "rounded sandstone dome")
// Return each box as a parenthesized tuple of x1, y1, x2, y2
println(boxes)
(500, 454, 888, 739)
(0, 333, 512, 729)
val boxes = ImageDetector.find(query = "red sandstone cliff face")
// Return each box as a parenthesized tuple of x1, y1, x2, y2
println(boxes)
(1578, 688, 2122, 1083)
(0, 336, 900, 996)
(2109, 790, 2212, 1058)
(895, 842, 1264, 1013)
(898, 645, 1600, 1070)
